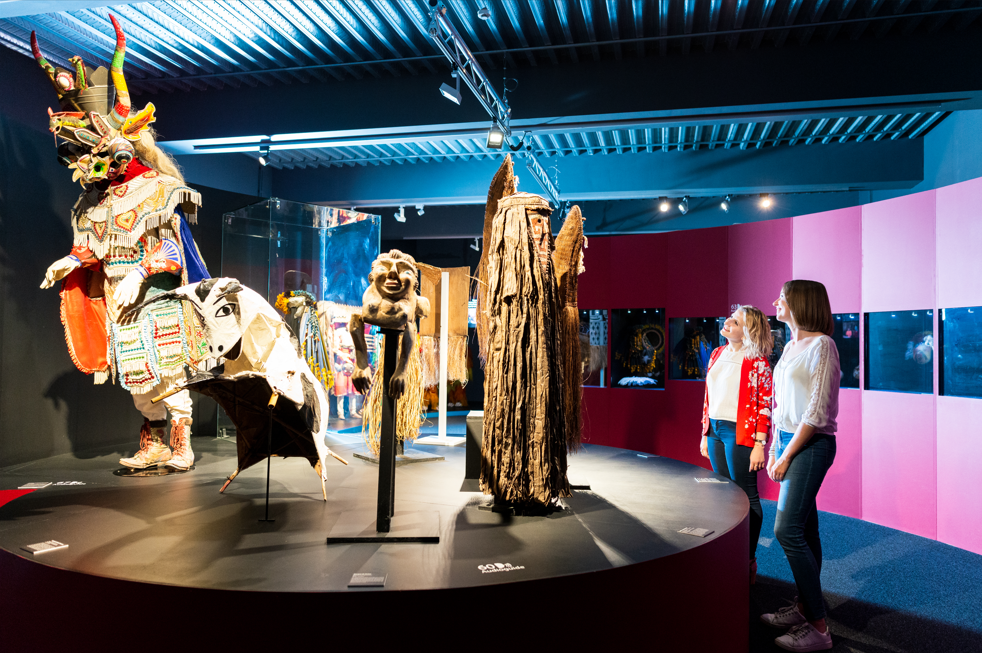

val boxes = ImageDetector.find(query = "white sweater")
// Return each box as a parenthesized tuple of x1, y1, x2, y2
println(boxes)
(772, 335, 840, 435)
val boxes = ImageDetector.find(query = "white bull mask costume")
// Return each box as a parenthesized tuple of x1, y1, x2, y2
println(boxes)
(133, 278, 347, 498)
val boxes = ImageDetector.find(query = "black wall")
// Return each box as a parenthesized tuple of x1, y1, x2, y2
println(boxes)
(0, 44, 261, 465)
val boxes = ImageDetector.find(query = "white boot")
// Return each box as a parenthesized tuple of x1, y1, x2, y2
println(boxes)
(165, 418, 194, 470)
(120, 419, 172, 469)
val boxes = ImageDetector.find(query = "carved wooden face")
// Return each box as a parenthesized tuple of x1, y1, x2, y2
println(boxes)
(368, 255, 417, 303)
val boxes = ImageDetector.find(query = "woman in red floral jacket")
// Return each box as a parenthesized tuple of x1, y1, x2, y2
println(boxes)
(700, 305, 774, 583)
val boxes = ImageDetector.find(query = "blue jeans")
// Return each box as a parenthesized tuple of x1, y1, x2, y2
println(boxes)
(708, 419, 763, 561)
(774, 429, 837, 621)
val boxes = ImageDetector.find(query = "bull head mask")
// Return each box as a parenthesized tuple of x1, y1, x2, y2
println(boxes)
(32, 14, 156, 185)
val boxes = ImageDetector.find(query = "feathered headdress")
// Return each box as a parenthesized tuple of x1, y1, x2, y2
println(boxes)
(32, 14, 156, 183)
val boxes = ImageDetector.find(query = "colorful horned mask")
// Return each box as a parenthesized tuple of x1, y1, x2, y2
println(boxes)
(32, 14, 156, 185)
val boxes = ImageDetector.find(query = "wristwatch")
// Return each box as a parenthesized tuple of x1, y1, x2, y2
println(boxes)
(753, 439, 767, 447)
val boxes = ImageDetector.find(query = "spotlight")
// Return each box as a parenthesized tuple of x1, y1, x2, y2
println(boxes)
(477, 6, 491, 20)
(470, 237, 481, 251)
(760, 194, 773, 209)
(258, 145, 270, 167)
(439, 66, 462, 105)
(415, 204, 425, 216)
(658, 198, 670, 212)
(487, 123, 505, 150)
(393, 206, 406, 223)
(678, 196, 689, 215)
(720, 195, 732, 213)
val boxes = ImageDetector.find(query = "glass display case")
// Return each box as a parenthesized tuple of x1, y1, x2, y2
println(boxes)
(219, 198, 380, 435)
(767, 316, 791, 369)
(865, 310, 934, 394)
(941, 306, 982, 399)
(611, 309, 665, 389)
(580, 309, 608, 387)
(832, 313, 861, 389)
(669, 317, 717, 380)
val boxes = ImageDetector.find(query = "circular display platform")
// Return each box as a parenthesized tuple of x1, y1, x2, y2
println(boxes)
(0, 420, 750, 650)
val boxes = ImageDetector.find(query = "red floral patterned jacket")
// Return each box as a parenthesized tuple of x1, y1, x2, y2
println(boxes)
(701, 346, 773, 448)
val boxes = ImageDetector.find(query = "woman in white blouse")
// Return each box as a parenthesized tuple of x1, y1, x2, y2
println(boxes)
(760, 280, 840, 653)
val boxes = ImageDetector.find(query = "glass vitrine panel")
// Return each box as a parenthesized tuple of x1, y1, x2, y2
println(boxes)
(865, 310, 934, 394)
(941, 306, 982, 399)
(580, 309, 608, 387)
(669, 317, 718, 380)
(611, 309, 666, 389)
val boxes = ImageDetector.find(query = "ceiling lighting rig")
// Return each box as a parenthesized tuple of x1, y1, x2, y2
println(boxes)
(428, 2, 563, 211)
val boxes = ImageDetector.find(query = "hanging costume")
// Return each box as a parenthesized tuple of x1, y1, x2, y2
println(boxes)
(475, 156, 586, 508)
(34, 15, 208, 471)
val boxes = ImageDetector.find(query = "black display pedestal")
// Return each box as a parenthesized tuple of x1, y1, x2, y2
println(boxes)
(326, 327, 439, 544)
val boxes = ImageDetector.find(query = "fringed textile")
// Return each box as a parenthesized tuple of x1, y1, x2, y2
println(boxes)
(553, 205, 585, 449)
(59, 266, 109, 378)
(420, 334, 470, 387)
(474, 155, 517, 364)
(480, 193, 569, 506)
(362, 333, 425, 455)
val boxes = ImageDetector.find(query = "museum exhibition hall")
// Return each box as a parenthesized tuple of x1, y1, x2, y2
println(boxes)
(2, 1, 982, 651)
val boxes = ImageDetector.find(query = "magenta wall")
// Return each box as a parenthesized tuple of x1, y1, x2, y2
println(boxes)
(578, 178, 982, 554)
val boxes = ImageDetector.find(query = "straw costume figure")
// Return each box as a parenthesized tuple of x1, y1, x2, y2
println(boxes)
(35, 16, 209, 472)
(474, 155, 586, 510)
(349, 250, 429, 454)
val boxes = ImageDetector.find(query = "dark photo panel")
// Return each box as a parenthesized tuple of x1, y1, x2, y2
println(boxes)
(611, 309, 665, 389)
(669, 317, 718, 380)
(833, 313, 861, 389)
(865, 310, 934, 394)
(941, 306, 982, 399)
(580, 309, 608, 388)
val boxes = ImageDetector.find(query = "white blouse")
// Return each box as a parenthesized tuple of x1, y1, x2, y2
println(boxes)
(772, 335, 840, 435)
(706, 346, 744, 423)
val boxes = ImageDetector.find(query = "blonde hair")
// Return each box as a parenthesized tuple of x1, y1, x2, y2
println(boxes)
(739, 305, 773, 360)
(135, 127, 184, 183)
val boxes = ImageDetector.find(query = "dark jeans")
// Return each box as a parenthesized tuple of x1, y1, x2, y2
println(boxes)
(708, 419, 763, 561)
(774, 429, 837, 622)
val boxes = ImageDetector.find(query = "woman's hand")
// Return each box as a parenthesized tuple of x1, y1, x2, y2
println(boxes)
(699, 435, 709, 459)
(770, 456, 791, 482)
(766, 456, 778, 481)
(749, 445, 766, 472)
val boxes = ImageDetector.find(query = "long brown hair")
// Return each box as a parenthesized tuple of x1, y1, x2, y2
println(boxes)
(740, 306, 773, 360)
(782, 280, 834, 336)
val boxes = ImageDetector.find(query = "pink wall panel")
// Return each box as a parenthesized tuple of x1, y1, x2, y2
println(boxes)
(792, 207, 862, 313)
(728, 218, 792, 313)
(817, 389, 862, 518)
(862, 391, 936, 539)
(936, 177, 982, 309)
(665, 227, 729, 317)
(936, 396, 982, 555)
(862, 190, 937, 312)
